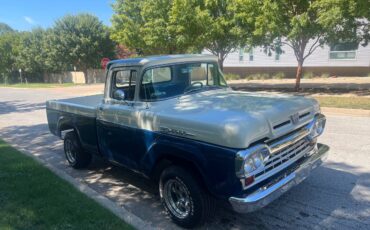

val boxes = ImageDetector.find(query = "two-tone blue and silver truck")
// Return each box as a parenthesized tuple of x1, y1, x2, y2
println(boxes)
(46, 55, 329, 228)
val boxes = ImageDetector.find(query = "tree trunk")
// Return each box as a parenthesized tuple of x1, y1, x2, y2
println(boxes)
(83, 69, 89, 84)
(218, 53, 224, 71)
(295, 60, 303, 91)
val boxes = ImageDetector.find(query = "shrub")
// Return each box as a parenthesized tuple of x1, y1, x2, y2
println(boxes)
(303, 72, 314, 79)
(249, 73, 261, 80)
(224, 73, 240, 80)
(272, 72, 285, 79)
(320, 73, 330, 78)
(260, 73, 270, 80)
(246, 75, 254, 81)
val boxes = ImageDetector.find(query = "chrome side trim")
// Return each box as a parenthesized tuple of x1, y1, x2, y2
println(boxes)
(229, 143, 329, 213)
(47, 100, 97, 118)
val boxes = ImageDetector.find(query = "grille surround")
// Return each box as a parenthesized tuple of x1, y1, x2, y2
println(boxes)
(255, 138, 313, 178)
(241, 125, 315, 189)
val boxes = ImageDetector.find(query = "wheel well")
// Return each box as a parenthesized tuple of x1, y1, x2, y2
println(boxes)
(58, 123, 75, 138)
(151, 156, 209, 191)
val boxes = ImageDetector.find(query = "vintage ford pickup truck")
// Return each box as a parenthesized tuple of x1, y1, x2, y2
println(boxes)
(46, 54, 329, 228)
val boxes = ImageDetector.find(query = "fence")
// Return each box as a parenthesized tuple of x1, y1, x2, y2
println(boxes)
(44, 69, 106, 84)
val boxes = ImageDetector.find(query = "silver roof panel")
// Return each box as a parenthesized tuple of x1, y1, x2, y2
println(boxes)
(107, 54, 218, 69)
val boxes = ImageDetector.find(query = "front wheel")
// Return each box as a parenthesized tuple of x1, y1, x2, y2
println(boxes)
(64, 131, 92, 169)
(159, 166, 214, 228)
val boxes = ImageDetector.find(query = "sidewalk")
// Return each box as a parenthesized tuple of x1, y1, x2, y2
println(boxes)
(321, 107, 370, 117)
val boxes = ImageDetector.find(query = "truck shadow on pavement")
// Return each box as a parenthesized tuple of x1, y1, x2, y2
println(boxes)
(0, 100, 45, 115)
(0, 123, 369, 229)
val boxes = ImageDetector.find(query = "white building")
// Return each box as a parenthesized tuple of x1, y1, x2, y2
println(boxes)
(221, 41, 370, 77)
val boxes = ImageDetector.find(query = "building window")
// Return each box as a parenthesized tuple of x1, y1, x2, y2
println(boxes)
(249, 48, 254, 61)
(329, 42, 358, 60)
(274, 52, 280, 61)
(239, 48, 244, 62)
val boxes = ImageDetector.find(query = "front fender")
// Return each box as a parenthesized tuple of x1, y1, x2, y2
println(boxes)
(141, 134, 242, 199)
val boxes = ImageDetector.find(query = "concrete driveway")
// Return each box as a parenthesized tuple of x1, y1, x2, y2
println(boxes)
(0, 85, 369, 229)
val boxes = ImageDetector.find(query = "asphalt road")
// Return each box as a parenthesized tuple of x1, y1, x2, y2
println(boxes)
(0, 86, 369, 230)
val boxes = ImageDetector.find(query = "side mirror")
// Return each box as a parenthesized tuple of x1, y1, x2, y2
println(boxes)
(113, 89, 126, 100)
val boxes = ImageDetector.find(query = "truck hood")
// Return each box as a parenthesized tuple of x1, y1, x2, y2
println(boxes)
(149, 88, 320, 149)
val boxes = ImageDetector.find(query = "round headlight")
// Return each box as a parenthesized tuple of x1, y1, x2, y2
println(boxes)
(243, 149, 268, 175)
(309, 114, 326, 139)
(315, 118, 325, 135)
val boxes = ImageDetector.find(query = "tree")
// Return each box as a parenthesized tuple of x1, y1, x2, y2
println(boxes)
(170, 0, 245, 69)
(250, 0, 369, 91)
(111, 0, 192, 54)
(16, 28, 47, 82)
(111, 0, 252, 69)
(111, 0, 146, 54)
(50, 14, 115, 83)
(0, 32, 21, 83)
(196, 0, 252, 69)
(0, 22, 14, 35)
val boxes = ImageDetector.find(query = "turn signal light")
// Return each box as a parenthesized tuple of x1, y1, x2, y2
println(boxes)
(244, 176, 255, 186)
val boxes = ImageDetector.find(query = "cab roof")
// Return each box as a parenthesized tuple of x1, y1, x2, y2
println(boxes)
(107, 54, 218, 70)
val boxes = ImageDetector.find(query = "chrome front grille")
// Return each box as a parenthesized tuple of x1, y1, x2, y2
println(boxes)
(255, 138, 312, 178)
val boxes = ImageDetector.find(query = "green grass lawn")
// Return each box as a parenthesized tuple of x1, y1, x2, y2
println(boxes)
(0, 83, 79, 88)
(0, 139, 133, 230)
(314, 96, 370, 110)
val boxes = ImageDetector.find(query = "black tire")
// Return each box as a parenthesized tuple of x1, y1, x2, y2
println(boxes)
(159, 165, 214, 228)
(64, 131, 92, 169)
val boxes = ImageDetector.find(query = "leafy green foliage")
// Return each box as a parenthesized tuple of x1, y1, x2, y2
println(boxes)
(50, 14, 115, 83)
(303, 72, 315, 79)
(196, 0, 251, 69)
(0, 14, 116, 84)
(272, 72, 286, 79)
(242, 0, 369, 90)
(111, 0, 255, 69)
(224, 73, 241, 80)
(0, 32, 21, 83)
(16, 28, 48, 81)
(0, 23, 14, 35)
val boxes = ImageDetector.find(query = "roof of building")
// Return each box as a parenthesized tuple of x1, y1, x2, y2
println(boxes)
(107, 54, 218, 69)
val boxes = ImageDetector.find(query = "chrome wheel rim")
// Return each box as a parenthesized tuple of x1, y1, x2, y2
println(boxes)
(65, 139, 76, 164)
(163, 179, 191, 219)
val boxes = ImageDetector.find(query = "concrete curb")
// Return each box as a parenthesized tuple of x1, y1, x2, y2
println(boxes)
(3, 141, 153, 230)
(321, 107, 370, 117)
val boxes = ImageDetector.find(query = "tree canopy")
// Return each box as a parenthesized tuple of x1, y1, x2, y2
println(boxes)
(50, 14, 115, 83)
(242, 0, 370, 90)
(0, 23, 13, 35)
(111, 0, 256, 69)
(0, 32, 21, 83)
(0, 14, 116, 84)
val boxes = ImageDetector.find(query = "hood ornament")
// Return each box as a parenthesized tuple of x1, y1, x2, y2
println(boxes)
(290, 113, 300, 125)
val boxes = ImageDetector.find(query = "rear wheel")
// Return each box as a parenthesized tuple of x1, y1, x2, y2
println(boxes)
(159, 166, 213, 228)
(64, 131, 91, 169)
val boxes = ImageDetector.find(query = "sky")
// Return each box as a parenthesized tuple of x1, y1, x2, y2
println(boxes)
(0, 0, 114, 31)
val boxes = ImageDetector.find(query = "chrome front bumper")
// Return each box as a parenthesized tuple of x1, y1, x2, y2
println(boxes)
(229, 143, 329, 213)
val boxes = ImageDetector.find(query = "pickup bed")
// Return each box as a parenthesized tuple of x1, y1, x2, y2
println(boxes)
(46, 54, 329, 228)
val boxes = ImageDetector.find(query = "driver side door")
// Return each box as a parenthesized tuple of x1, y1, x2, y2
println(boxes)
(96, 68, 140, 169)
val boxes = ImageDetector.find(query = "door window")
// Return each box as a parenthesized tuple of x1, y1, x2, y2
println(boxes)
(112, 70, 137, 101)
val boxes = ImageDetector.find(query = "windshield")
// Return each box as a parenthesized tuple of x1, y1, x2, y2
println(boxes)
(140, 62, 227, 101)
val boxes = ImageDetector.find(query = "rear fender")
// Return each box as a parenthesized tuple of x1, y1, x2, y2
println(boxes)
(57, 115, 77, 139)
